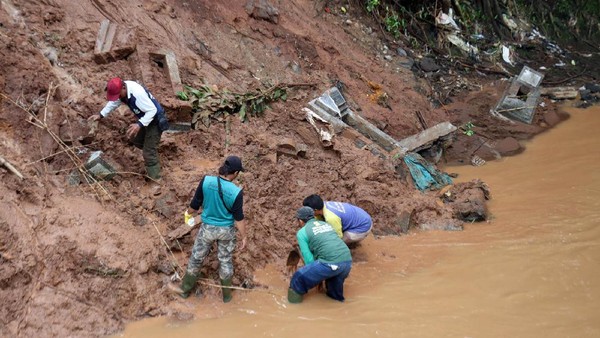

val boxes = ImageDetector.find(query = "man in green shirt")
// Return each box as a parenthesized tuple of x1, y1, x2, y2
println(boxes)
(288, 207, 352, 303)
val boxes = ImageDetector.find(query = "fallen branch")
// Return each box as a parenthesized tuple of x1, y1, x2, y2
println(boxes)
(542, 67, 588, 86)
(494, 106, 535, 113)
(197, 278, 283, 297)
(456, 61, 512, 76)
(26, 143, 96, 166)
(0, 155, 24, 179)
(1, 85, 112, 201)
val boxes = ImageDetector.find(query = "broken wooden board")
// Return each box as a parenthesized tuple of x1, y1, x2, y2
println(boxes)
(540, 86, 579, 100)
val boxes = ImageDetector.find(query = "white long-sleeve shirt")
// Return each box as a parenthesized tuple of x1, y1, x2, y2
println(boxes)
(99, 81, 159, 127)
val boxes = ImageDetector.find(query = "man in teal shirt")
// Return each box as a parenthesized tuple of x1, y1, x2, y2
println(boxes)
(288, 207, 352, 303)
(169, 155, 247, 302)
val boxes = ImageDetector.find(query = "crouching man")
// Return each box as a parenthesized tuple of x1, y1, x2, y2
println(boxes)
(288, 207, 352, 303)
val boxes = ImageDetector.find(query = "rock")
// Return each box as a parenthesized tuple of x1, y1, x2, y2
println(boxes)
(494, 137, 522, 156)
(154, 192, 177, 218)
(585, 83, 600, 93)
(397, 57, 415, 69)
(444, 180, 490, 222)
(291, 61, 301, 74)
(394, 210, 416, 234)
(245, 0, 279, 24)
(580, 89, 593, 101)
(42, 47, 59, 66)
(543, 110, 561, 127)
(418, 57, 440, 72)
(419, 218, 463, 231)
(396, 47, 407, 57)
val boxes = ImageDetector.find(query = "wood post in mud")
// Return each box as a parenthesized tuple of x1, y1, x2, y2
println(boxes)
(0, 155, 24, 180)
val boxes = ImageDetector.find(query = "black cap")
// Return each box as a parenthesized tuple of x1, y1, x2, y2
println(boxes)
(296, 206, 315, 222)
(225, 155, 245, 172)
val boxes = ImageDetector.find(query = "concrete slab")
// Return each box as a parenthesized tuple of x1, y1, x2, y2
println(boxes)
(492, 66, 544, 124)
(94, 20, 110, 54)
(343, 110, 399, 152)
(395, 122, 457, 156)
(305, 102, 347, 133)
(315, 92, 342, 117)
(85, 151, 117, 181)
(306, 88, 457, 160)
(149, 50, 183, 94)
(516, 66, 544, 87)
(163, 122, 192, 133)
(93, 20, 136, 64)
(325, 87, 348, 112)
(540, 86, 578, 99)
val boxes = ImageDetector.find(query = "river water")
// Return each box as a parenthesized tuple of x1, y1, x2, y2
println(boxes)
(117, 106, 600, 337)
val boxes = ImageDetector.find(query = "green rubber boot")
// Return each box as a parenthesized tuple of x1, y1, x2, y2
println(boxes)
(221, 278, 233, 303)
(287, 288, 303, 304)
(168, 272, 198, 299)
(145, 164, 162, 180)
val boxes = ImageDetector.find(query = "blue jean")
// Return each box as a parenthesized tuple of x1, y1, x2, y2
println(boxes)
(290, 260, 352, 302)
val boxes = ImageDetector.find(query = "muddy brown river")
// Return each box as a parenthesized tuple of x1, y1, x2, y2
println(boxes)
(116, 106, 600, 337)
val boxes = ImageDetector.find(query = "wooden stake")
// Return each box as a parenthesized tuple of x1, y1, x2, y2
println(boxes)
(0, 155, 24, 180)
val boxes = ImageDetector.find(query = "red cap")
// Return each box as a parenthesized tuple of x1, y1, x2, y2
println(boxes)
(106, 77, 123, 101)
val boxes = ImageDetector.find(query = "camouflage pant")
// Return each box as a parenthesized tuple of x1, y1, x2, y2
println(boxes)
(186, 224, 237, 280)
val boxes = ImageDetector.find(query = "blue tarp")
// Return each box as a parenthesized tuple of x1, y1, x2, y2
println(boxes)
(403, 152, 453, 191)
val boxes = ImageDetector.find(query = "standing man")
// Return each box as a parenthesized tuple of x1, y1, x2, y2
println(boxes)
(303, 194, 372, 245)
(169, 155, 247, 302)
(88, 77, 169, 181)
(288, 206, 352, 303)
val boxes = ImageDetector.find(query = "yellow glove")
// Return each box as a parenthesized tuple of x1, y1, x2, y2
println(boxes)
(184, 211, 194, 227)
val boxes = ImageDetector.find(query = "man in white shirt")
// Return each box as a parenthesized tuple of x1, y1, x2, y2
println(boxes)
(89, 77, 169, 181)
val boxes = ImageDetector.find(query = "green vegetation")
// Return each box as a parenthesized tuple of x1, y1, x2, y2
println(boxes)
(362, 0, 599, 47)
(177, 84, 287, 128)
(462, 122, 475, 136)
(515, 0, 600, 41)
(366, 0, 380, 13)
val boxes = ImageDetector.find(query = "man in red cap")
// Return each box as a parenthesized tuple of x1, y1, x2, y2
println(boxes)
(89, 78, 169, 182)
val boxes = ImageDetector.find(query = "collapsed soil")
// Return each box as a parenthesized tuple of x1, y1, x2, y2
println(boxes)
(0, 0, 595, 337)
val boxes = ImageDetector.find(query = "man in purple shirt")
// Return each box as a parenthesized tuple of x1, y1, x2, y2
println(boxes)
(303, 194, 373, 245)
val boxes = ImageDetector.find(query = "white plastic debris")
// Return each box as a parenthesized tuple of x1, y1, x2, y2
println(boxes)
(502, 45, 514, 66)
(303, 108, 334, 146)
(447, 33, 479, 55)
(436, 9, 460, 31)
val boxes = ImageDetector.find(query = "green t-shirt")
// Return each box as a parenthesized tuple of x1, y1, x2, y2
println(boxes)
(297, 218, 352, 264)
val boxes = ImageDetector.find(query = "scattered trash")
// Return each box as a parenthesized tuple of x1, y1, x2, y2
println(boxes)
(303, 108, 335, 147)
(446, 33, 479, 56)
(403, 153, 453, 191)
(435, 9, 460, 31)
(471, 155, 486, 167)
(501, 45, 514, 66)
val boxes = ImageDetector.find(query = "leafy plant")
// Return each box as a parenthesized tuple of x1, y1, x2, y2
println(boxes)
(177, 84, 288, 129)
(462, 122, 475, 136)
(384, 9, 405, 38)
(175, 91, 188, 101)
(366, 0, 380, 13)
